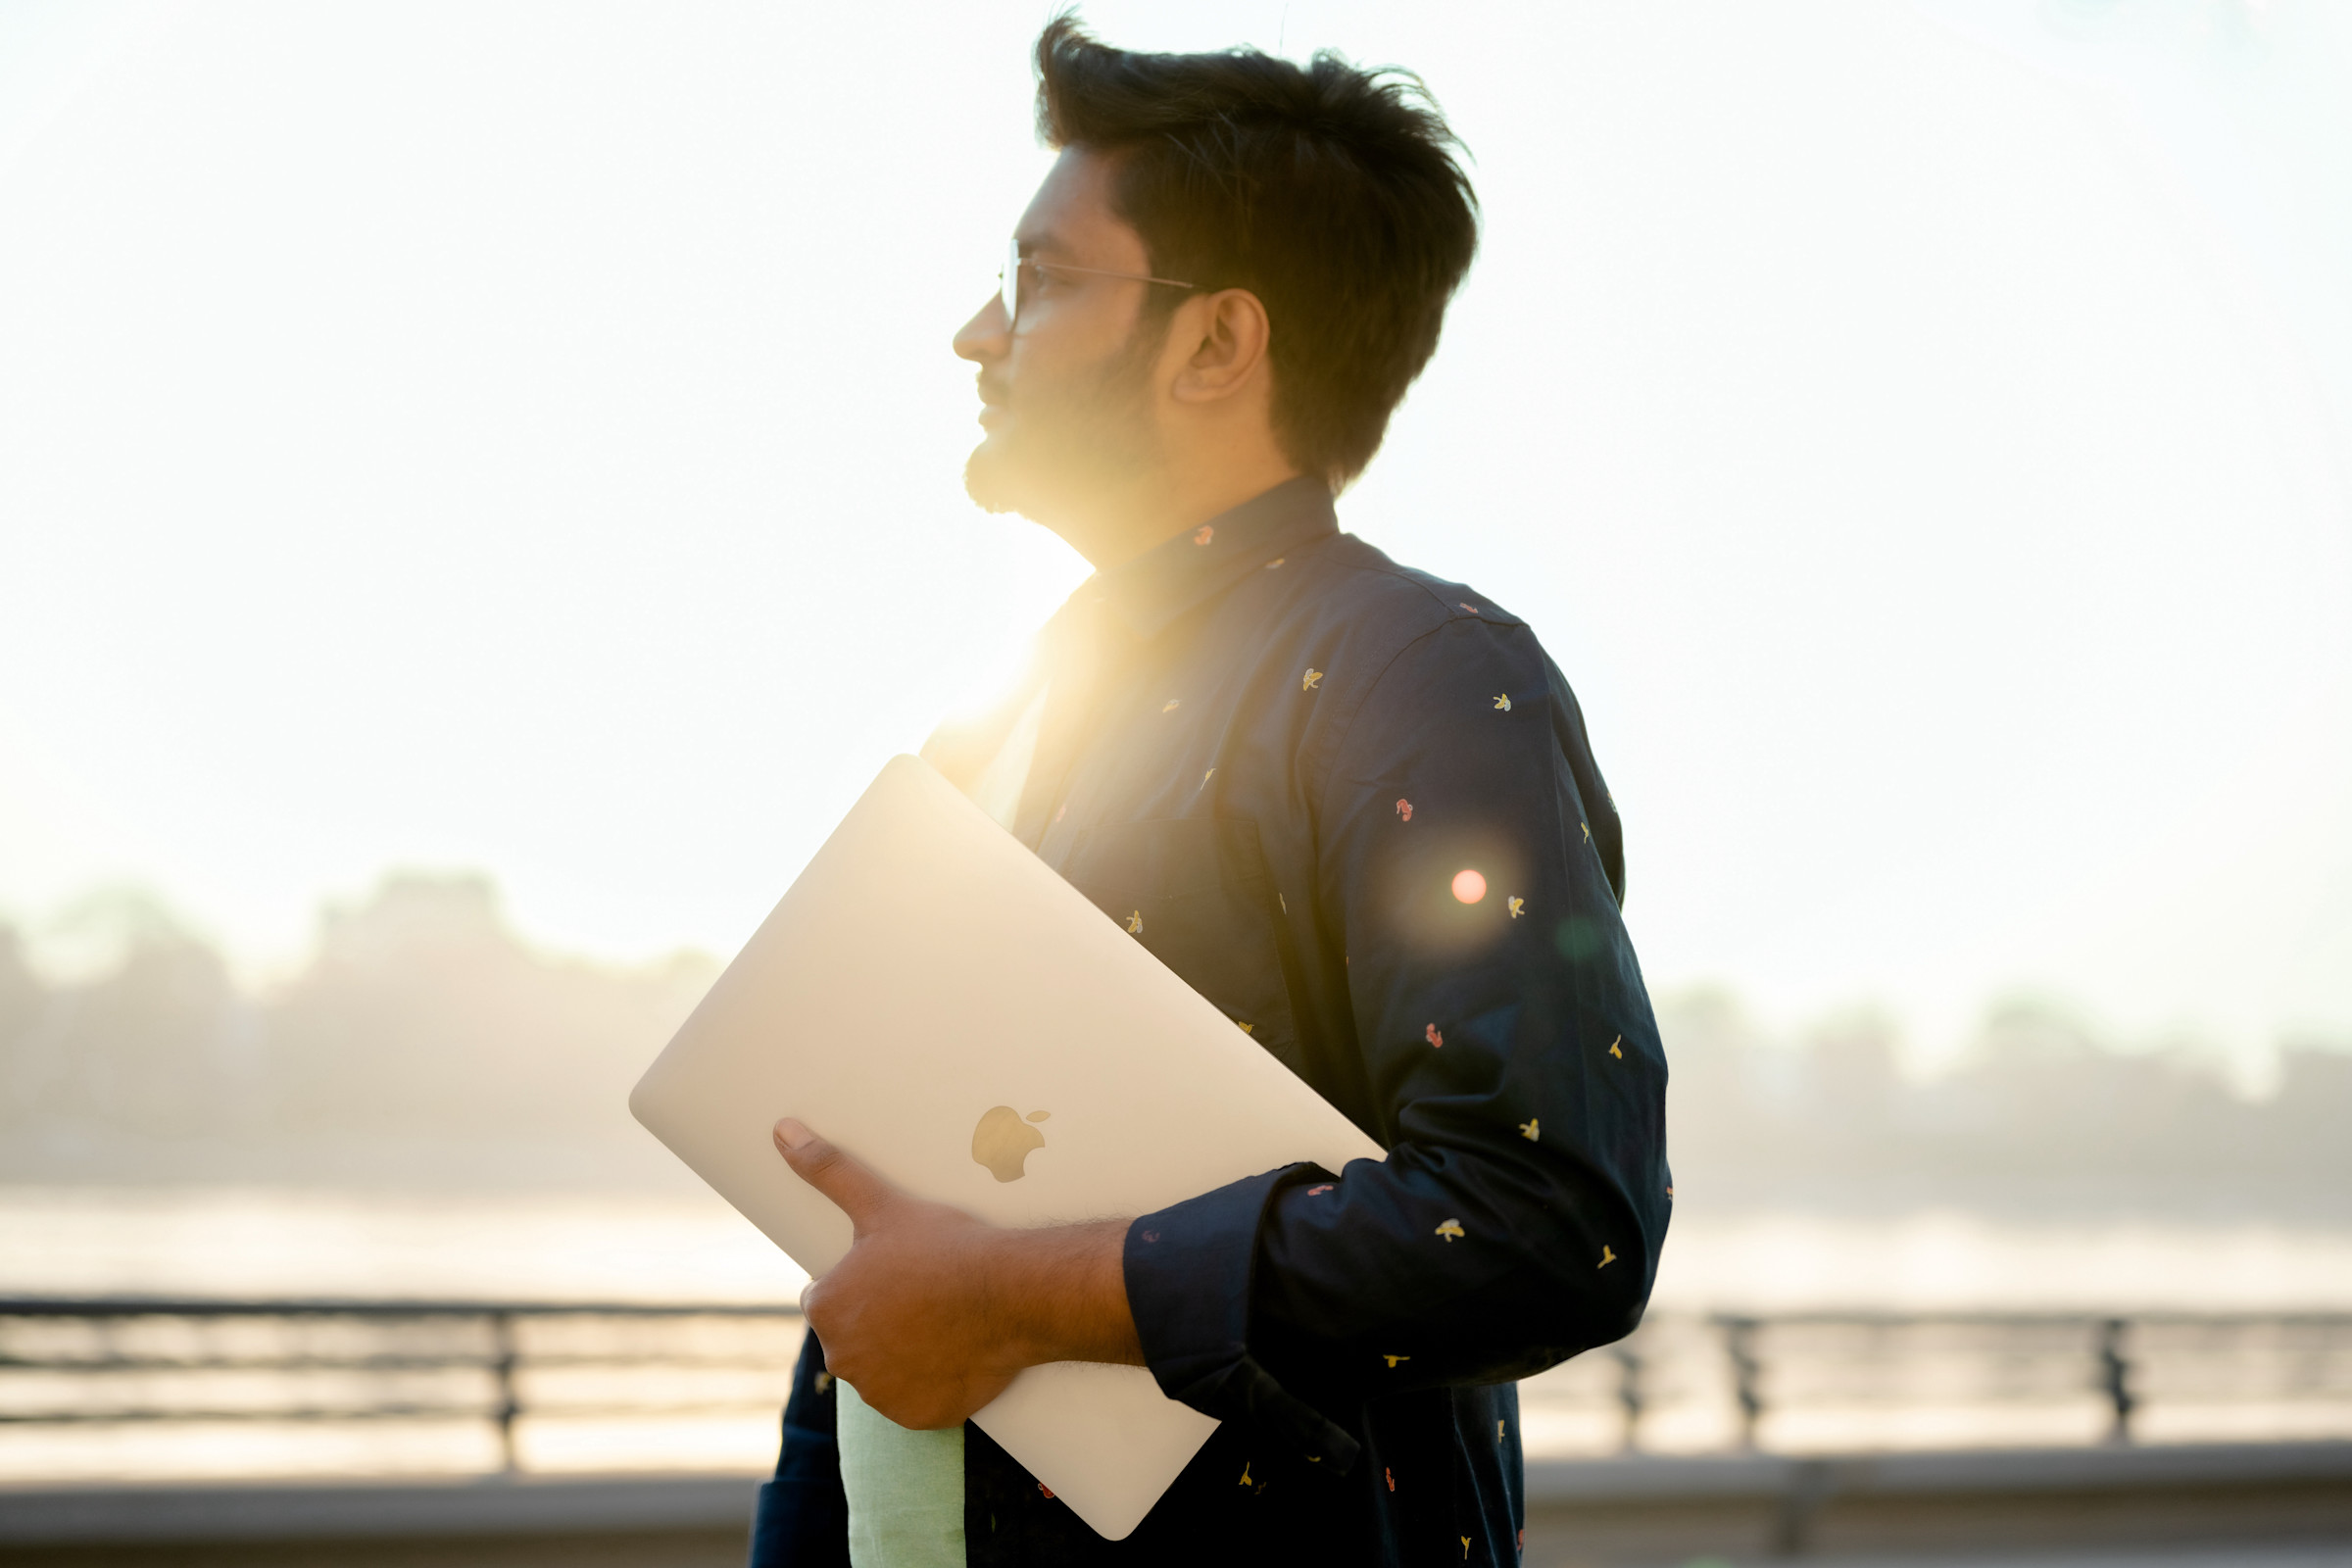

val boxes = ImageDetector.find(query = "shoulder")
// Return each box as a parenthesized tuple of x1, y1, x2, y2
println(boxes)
(1287, 532, 1544, 693)
(1307, 533, 1529, 633)
(1265, 533, 1557, 773)
(1274, 535, 1625, 900)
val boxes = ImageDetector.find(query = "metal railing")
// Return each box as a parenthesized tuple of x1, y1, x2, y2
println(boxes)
(4, 1298, 2349, 1474)
(1637, 1310, 2352, 1454)
(0, 1296, 806, 1473)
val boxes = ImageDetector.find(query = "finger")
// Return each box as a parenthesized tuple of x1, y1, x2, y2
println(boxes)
(773, 1118, 899, 1227)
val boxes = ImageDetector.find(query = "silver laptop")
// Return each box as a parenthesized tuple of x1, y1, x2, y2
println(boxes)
(629, 754, 1384, 1540)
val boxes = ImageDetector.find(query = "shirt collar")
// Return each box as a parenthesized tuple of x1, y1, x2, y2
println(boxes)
(1084, 474, 1338, 643)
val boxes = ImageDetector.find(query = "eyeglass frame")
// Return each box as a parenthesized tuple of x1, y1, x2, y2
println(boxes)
(1000, 237, 1198, 329)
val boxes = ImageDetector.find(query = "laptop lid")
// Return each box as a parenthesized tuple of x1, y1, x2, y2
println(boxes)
(629, 753, 1384, 1539)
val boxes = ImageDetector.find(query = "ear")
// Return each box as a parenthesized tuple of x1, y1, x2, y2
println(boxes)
(1167, 288, 1273, 406)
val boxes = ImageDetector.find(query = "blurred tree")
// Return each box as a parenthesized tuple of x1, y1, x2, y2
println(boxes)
(263, 873, 715, 1144)
(0, 895, 250, 1141)
(1802, 1005, 1901, 1122)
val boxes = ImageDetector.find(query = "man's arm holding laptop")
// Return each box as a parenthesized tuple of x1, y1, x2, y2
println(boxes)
(774, 621, 1670, 1448)
(1114, 625, 1669, 1462)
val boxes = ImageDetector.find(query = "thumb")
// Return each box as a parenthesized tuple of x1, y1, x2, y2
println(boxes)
(773, 1118, 898, 1232)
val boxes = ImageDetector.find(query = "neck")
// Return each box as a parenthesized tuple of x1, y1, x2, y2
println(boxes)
(1051, 451, 1306, 570)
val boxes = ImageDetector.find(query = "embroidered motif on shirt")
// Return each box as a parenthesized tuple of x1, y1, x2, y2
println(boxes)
(1265, 557, 1286, 568)
(1386, 1467, 1396, 1492)
(1200, 767, 1214, 787)
(1459, 603, 1480, 614)
(1598, 1245, 1617, 1268)
(1581, 820, 1592, 843)
(1194, 524, 1214, 546)
(1508, 896, 1525, 919)
(1493, 693, 1511, 711)
(1301, 667, 1322, 690)
(1126, 910, 1144, 934)
(1237, 1020, 1254, 1035)
(1162, 698, 1182, 713)
(1435, 1218, 1465, 1241)
(1308, 1184, 1335, 1196)
(1384, 1352, 1410, 1367)
(1426, 1023, 1444, 1048)
(1396, 798, 1414, 822)
(1519, 1118, 1540, 1142)
(1608, 1036, 1623, 1058)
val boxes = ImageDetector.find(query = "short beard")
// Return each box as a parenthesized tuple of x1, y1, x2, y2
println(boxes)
(964, 316, 1166, 523)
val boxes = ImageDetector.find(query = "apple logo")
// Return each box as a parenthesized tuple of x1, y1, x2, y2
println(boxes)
(971, 1105, 1050, 1183)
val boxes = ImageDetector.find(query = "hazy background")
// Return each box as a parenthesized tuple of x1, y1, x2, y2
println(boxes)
(8, 870, 2351, 1226)
(4, 0, 2351, 1309)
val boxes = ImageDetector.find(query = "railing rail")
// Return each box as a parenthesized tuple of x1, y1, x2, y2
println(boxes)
(0, 1296, 807, 1472)
(1694, 1308, 2352, 1455)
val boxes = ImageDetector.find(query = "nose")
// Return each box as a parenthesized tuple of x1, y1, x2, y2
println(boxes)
(953, 290, 1010, 365)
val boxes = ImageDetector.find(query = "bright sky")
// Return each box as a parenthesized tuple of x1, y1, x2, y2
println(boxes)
(3, 0, 2348, 1072)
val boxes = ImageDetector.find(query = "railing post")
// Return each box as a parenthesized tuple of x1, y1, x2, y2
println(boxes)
(490, 1309, 521, 1472)
(2098, 1316, 2134, 1445)
(1724, 1316, 1763, 1450)
(1772, 1457, 1834, 1559)
(1611, 1348, 1643, 1452)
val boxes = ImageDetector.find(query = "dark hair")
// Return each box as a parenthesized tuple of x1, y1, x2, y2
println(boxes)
(1035, 16, 1478, 487)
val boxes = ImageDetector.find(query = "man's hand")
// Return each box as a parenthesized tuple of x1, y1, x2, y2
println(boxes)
(773, 1117, 1143, 1430)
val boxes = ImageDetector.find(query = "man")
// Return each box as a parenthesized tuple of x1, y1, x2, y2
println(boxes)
(749, 18, 1669, 1567)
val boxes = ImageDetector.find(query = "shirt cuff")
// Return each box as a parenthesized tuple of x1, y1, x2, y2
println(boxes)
(1122, 1165, 1361, 1473)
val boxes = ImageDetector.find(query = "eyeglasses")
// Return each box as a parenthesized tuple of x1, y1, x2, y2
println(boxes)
(1000, 237, 1197, 329)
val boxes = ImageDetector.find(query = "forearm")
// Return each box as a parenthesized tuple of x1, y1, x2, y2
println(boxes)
(1127, 1147, 1655, 1417)
(988, 1217, 1144, 1368)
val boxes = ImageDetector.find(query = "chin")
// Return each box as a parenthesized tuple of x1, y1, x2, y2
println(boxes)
(963, 440, 1035, 519)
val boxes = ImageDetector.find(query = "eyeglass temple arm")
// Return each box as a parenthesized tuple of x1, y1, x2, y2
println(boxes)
(1015, 258, 1198, 290)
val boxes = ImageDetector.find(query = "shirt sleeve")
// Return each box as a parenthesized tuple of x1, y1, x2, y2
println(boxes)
(1123, 615, 1671, 1461)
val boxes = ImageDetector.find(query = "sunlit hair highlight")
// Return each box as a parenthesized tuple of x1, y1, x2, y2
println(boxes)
(1035, 14, 1480, 488)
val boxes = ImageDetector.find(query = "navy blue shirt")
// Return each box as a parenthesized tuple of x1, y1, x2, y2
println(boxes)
(751, 476, 1671, 1566)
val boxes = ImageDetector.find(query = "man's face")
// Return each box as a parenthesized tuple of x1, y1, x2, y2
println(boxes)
(954, 148, 1170, 524)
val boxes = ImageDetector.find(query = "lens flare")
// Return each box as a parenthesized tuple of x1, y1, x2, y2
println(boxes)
(1451, 868, 1488, 904)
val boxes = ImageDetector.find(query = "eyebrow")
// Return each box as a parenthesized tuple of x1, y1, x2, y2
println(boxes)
(1013, 228, 1075, 261)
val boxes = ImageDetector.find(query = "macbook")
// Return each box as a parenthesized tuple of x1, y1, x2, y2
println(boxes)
(629, 753, 1385, 1540)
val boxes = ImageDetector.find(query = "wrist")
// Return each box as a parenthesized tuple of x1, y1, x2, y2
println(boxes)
(981, 1219, 1142, 1369)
